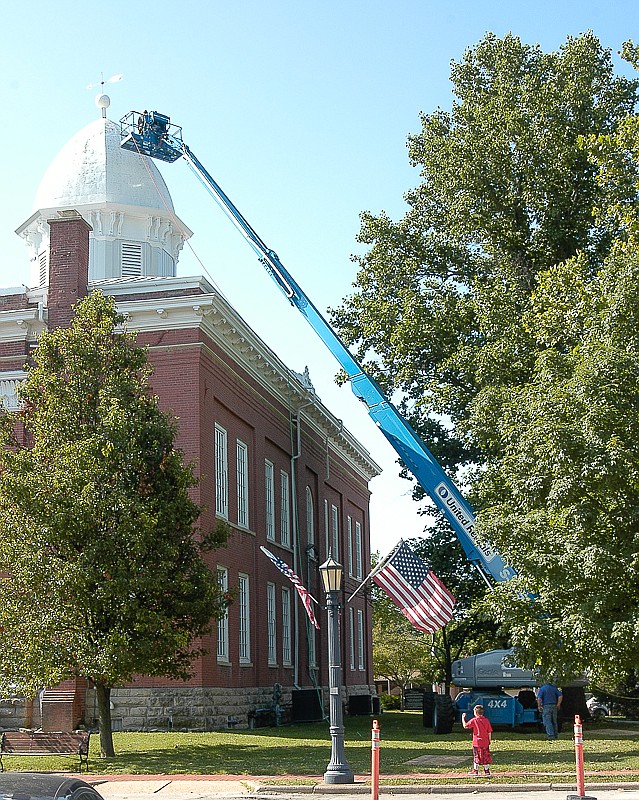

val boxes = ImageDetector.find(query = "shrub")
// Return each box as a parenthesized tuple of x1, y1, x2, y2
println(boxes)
(380, 693, 402, 710)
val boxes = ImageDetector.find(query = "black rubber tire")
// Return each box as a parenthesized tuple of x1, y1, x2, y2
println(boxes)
(423, 691, 435, 728)
(433, 694, 455, 735)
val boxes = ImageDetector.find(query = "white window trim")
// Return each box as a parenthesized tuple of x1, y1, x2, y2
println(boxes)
(347, 516, 353, 576)
(355, 521, 363, 580)
(324, 499, 329, 555)
(215, 424, 228, 519)
(308, 622, 317, 668)
(331, 504, 339, 559)
(265, 460, 275, 541)
(236, 439, 249, 529)
(121, 241, 143, 277)
(282, 587, 292, 666)
(357, 608, 365, 670)
(38, 250, 48, 287)
(349, 606, 355, 671)
(267, 582, 277, 665)
(239, 573, 251, 664)
(280, 470, 291, 548)
(306, 486, 315, 551)
(217, 566, 229, 663)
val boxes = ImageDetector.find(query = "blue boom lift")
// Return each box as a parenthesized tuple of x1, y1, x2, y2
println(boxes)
(120, 110, 541, 734)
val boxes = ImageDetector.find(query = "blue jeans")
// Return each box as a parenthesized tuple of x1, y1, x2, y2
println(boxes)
(542, 704, 559, 739)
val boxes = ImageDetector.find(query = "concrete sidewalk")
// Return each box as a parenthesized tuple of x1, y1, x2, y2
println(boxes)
(86, 774, 639, 800)
(91, 775, 254, 799)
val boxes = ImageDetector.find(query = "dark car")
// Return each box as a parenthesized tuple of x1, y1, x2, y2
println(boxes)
(0, 773, 104, 800)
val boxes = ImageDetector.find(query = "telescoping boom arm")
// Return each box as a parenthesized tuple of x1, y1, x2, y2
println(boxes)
(120, 110, 515, 585)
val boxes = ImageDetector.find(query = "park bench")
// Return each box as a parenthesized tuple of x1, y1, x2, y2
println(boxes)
(0, 730, 91, 772)
(247, 707, 275, 728)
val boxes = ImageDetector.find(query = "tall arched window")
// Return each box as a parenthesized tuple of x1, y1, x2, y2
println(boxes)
(305, 486, 315, 551)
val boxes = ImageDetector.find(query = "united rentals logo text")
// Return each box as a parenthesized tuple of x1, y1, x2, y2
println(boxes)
(434, 482, 498, 562)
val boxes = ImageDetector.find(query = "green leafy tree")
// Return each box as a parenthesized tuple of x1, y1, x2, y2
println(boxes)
(372, 588, 440, 706)
(471, 127, 639, 684)
(0, 292, 229, 757)
(472, 253, 639, 683)
(331, 33, 639, 676)
(332, 31, 637, 485)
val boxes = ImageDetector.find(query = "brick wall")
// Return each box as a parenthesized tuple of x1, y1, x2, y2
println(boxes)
(47, 212, 91, 329)
(0, 213, 375, 728)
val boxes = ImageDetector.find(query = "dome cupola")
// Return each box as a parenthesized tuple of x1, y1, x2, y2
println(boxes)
(16, 102, 192, 288)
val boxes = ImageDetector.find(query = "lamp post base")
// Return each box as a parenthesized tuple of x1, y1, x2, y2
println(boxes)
(324, 768, 355, 785)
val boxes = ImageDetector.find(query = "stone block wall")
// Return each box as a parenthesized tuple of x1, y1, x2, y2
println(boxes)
(84, 684, 375, 731)
(1, 684, 375, 732)
(0, 696, 39, 730)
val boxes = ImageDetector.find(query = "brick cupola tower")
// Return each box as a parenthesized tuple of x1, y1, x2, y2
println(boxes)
(47, 210, 91, 330)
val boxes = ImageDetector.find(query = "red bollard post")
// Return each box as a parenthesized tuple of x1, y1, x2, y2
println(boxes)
(371, 719, 380, 800)
(574, 714, 586, 797)
(566, 715, 596, 800)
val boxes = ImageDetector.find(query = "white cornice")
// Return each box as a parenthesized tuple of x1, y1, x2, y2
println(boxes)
(100, 278, 380, 480)
(0, 307, 45, 343)
(0, 275, 380, 480)
(91, 274, 213, 297)
(17, 203, 192, 240)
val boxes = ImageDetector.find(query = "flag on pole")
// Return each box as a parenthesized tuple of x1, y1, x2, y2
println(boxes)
(260, 546, 320, 629)
(372, 540, 455, 633)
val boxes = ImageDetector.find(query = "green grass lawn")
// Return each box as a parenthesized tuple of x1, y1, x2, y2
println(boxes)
(3, 711, 639, 782)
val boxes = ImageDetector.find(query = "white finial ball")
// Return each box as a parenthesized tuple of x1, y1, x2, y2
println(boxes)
(95, 93, 111, 110)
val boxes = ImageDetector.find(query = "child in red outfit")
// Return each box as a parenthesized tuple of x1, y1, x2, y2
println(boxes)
(462, 704, 493, 776)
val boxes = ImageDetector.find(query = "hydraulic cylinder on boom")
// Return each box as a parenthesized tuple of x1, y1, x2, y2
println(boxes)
(120, 109, 515, 586)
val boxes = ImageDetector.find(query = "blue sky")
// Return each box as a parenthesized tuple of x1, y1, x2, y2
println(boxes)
(1, 0, 636, 555)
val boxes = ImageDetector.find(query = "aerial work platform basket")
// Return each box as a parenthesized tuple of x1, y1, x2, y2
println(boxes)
(120, 110, 183, 163)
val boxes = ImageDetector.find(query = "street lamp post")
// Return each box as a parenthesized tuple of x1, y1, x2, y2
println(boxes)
(319, 554, 354, 785)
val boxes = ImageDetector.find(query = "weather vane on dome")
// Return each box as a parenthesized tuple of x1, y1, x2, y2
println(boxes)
(86, 73, 124, 118)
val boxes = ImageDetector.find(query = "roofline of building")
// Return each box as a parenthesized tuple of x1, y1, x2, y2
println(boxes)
(0, 274, 381, 480)
(101, 276, 381, 481)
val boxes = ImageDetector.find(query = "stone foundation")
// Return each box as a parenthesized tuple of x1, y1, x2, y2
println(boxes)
(87, 683, 375, 731)
(0, 696, 38, 730)
(1, 684, 375, 732)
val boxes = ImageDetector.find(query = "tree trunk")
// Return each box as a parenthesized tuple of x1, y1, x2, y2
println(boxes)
(95, 682, 115, 757)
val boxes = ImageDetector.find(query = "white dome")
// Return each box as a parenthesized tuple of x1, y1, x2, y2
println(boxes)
(33, 117, 174, 213)
(18, 115, 192, 287)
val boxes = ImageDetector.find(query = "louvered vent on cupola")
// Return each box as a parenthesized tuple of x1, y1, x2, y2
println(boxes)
(121, 242, 143, 277)
(39, 251, 48, 287)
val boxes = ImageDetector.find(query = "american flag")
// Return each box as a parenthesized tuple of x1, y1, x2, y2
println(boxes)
(372, 540, 455, 633)
(260, 546, 320, 629)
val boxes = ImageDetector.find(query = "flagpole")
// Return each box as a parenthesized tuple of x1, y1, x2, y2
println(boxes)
(346, 539, 403, 603)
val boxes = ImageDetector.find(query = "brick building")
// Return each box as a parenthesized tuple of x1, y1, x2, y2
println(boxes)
(0, 103, 378, 732)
